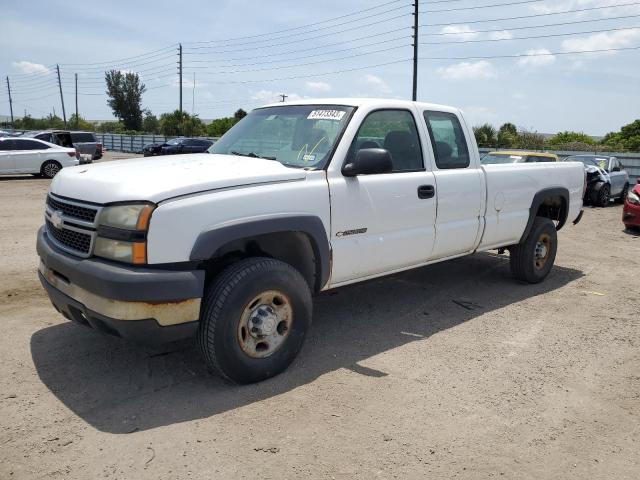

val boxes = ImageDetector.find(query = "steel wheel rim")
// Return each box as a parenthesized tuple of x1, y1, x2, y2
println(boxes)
(44, 163, 60, 177)
(237, 290, 293, 359)
(534, 233, 551, 269)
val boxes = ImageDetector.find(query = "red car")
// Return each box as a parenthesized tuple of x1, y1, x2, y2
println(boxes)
(623, 181, 640, 230)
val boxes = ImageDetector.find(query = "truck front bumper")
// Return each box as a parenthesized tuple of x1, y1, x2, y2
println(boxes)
(37, 226, 205, 344)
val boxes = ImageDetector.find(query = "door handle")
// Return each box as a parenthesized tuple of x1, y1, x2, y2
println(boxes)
(417, 184, 435, 199)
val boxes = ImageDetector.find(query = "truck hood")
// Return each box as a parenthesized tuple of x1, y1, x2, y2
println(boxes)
(50, 153, 308, 204)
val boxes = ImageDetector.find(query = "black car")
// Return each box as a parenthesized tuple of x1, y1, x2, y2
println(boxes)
(143, 137, 213, 156)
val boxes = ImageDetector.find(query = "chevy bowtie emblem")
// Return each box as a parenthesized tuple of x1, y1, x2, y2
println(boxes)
(51, 210, 64, 229)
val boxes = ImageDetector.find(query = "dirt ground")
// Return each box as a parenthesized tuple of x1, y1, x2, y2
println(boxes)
(1, 153, 639, 479)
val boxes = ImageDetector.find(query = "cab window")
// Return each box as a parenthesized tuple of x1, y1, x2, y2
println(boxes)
(424, 111, 470, 169)
(351, 109, 423, 172)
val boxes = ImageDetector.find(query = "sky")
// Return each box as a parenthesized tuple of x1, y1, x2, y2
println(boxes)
(1, 0, 639, 135)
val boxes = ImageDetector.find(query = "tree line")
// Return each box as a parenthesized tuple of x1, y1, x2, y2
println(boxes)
(474, 120, 640, 153)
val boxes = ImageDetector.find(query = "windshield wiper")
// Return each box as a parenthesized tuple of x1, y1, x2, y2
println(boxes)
(230, 151, 276, 160)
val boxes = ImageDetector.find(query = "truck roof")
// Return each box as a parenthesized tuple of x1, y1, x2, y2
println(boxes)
(261, 97, 461, 114)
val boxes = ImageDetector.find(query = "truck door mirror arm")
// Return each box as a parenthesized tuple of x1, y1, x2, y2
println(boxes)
(342, 148, 394, 177)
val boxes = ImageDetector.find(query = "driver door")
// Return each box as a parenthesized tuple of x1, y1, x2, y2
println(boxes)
(327, 109, 437, 285)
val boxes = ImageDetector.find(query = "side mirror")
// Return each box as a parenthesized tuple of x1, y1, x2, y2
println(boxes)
(342, 148, 393, 177)
(612, 166, 621, 172)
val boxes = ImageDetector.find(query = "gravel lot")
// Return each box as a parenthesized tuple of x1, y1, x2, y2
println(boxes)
(1, 153, 639, 479)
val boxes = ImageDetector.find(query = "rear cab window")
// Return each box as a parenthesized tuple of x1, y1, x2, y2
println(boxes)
(423, 111, 470, 169)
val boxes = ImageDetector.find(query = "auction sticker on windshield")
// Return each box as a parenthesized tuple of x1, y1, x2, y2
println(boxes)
(307, 110, 346, 121)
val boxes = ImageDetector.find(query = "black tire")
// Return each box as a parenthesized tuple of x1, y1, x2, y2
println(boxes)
(197, 257, 312, 384)
(596, 183, 610, 207)
(40, 160, 62, 179)
(509, 216, 558, 284)
(616, 184, 629, 204)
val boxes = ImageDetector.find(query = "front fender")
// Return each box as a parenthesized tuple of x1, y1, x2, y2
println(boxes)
(190, 215, 331, 290)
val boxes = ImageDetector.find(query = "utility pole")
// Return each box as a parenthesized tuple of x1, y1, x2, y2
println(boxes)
(75, 73, 78, 128)
(192, 72, 195, 114)
(412, 0, 419, 101)
(5, 76, 14, 126)
(178, 43, 183, 114)
(279, 94, 288, 102)
(56, 64, 67, 126)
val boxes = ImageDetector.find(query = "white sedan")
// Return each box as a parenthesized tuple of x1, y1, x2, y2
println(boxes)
(0, 137, 80, 178)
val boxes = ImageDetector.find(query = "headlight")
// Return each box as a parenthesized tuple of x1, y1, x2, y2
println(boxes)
(95, 203, 155, 264)
(628, 191, 640, 205)
(99, 204, 154, 230)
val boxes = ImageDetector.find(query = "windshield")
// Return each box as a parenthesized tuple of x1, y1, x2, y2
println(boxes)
(565, 156, 608, 168)
(481, 153, 525, 164)
(208, 105, 355, 169)
(166, 138, 182, 145)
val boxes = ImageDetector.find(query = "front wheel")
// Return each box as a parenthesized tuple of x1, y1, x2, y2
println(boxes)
(595, 183, 611, 207)
(41, 161, 62, 179)
(197, 257, 312, 384)
(509, 217, 558, 284)
(616, 184, 629, 204)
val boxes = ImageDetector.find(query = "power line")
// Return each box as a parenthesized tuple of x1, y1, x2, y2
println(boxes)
(185, 38, 410, 69)
(185, 11, 412, 51)
(58, 44, 177, 67)
(187, 45, 640, 85)
(419, 1, 640, 28)
(184, 27, 410, 57)
(421, 0, 547, 14)
(420, 25, 640, 46)
(420, 13, 640, 37)
(419, 45, 640, 61)
(185, 0, 408, 45)
(185, 44, 410, 75)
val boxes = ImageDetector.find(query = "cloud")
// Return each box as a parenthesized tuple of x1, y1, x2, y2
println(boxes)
(363, 74, 392, 93)
(531, 0, 640, 15)
(517, 49, 556, 67)
(305, 81, 331, 93)
(439, 25, 479, 41)
(436, 61, 497, 80)
(250, 90, 304, 103)
(561, 29, 640, 55)
(12, 61, 50, 75)
(489, 30, 513, 40)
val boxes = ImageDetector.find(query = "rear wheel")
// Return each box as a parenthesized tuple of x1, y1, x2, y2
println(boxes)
(197, 257, 312, 384)
(509, 217, 558, 284)
(41, 161, 61, 179)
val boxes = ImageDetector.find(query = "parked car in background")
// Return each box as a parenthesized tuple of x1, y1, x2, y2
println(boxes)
(564, 155, 629, 207)
(70, 131, 102, 161)
(623, 180, 640, 231)
(143, 137, 213, 156)
(481, 151, 559, 164)
(0, 137, 79, 178)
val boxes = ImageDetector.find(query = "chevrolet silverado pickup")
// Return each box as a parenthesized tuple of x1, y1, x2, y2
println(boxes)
(37, 99, 585, 383)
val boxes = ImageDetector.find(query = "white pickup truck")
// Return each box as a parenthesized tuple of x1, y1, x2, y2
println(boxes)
(37, 99, 585, 383)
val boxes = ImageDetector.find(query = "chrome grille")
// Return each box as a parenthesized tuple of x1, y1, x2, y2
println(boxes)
(44, 194, 102, 258)
(47, 195, 98, 223)
(46, 219, 92, 254)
